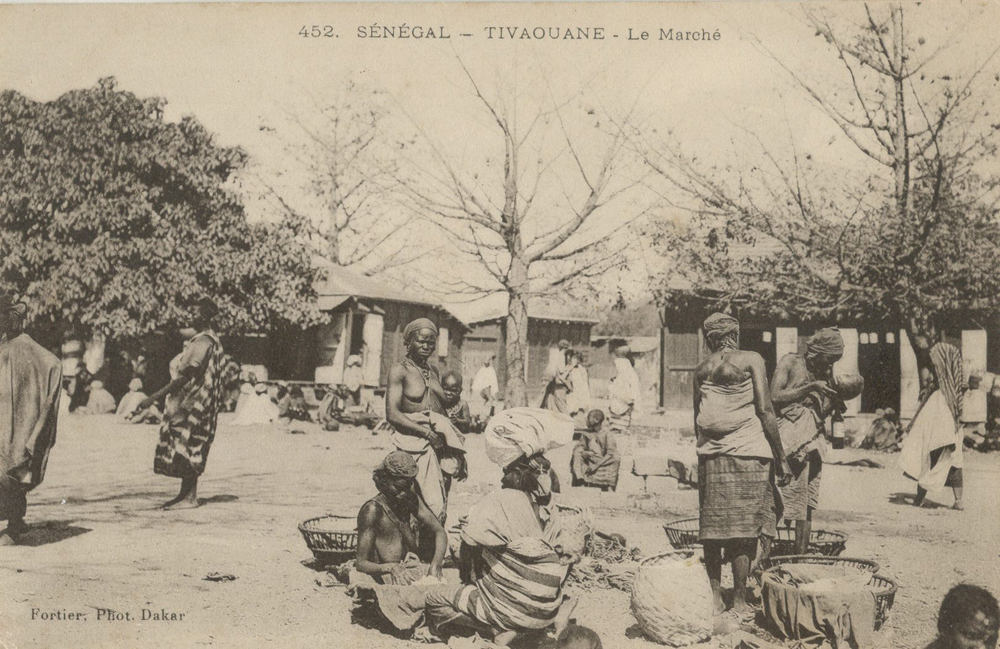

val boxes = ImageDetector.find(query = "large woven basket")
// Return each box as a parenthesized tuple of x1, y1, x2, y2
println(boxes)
(771, 526, 848, 557)
(662, 517, 701, 550)
(761, 562, 897, 636)
(630, 551, 713, 646)
(556, 503, 591, 556)
(759, 554, 879, 575)
(299, 515, 358, 566)
(869, 573, 899, 630)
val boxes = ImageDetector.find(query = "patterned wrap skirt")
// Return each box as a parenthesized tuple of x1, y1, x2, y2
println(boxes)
(698, 454, 779, 541)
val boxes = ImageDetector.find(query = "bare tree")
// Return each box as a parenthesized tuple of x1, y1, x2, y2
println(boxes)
(401, 57, 654, 407)
(639, 2, 1000, 377)
(256, 81, 422, 275)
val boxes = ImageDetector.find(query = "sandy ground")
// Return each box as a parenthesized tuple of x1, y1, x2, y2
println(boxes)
(1, 413, 998, 649)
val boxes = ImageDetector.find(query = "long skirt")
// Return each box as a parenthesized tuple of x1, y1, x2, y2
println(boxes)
(698, 455, 779, 541)
(154, 421, 216, 479)
(779, 450, 822, 521)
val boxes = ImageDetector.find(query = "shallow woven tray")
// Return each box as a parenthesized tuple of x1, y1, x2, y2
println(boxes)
(662, 517, 701, 549)
(299, 515, 358, 565)
(772, 525, 849, 557)
(759, 554, 880, 575)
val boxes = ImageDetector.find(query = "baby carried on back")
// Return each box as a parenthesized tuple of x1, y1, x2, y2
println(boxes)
(696, 361, 772, 459)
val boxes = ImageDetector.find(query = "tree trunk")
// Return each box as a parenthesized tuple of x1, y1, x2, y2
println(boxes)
(503, 252, 531, 408)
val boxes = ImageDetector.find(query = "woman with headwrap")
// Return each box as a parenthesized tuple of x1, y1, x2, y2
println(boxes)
(608, 346, 642, 433)
(386, 318, 467, 532)
(0, 292, 62, 546)
(899, 343, 967, 510)
(132, 298, 225, 510)
(693, 312, 789, 617)
(770, 327, 844, 554)
(425, 407, 577, 644)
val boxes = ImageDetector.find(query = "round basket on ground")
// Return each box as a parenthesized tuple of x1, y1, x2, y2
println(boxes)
(760, 561, 898, 639)
(662, 517, 700, 550)
(299, 515, 358, 566)
(869, 573, 899, 630)
(771, 526, 848, 557)
(630, 550, 713, 647)
(556, 503, 591, 556)
(759, 554, 880, 575)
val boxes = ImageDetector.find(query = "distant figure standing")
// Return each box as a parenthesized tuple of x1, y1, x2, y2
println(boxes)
(770, 328, 844, 554)
(608, 346, 641, 433)
(133, 298, 224, 510)
(900, 343, 967, 510)
(541, 340, 574, 415)
(961, 371, 988, 448)
(0, 293, 62, 546)
(565, 350, 592, 427)
(471, 355, 500, 420)
(344, 354, 364, 407)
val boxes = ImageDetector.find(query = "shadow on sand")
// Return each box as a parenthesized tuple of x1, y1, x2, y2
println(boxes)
(888, 492, 948, 509)
(198, 494, 239, 506)
(17, 520, 92, 547)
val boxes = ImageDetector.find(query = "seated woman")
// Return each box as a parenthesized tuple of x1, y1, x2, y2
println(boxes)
(352, 451, 448, 635)
(426, 451, 577, 646)
(233, 376, 278, 426)
(84, 380, 117, 414)
(279, 385, 312, 423)
(570, 410, 620, 492)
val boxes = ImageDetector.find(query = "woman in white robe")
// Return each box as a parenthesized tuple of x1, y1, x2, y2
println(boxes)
(899, 343, 966, 510)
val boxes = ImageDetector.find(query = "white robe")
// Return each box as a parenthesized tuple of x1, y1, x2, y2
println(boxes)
(899, 390, 963, 490)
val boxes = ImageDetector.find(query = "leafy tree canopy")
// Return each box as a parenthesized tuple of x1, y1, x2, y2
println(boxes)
(0, 77, 325, 341)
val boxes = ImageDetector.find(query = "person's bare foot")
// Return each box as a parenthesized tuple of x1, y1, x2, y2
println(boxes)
(952, 501, 964, 511)
(163, 496, 200, 510)
(712, 592, 726, 615)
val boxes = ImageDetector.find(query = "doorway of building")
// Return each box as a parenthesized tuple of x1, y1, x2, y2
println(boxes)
(858, 330, 901, 413)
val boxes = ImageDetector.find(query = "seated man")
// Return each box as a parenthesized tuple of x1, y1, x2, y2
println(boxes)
(356, 451, 447, 584)
(441, 370, 473, 434)
(570, 410, 621, 492)
(426, 451, 577, 645)
(279, 385, 312, 423)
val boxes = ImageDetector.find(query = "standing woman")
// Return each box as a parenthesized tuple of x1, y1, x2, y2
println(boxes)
(541, 341, 573, 414)
(133, 298, 224, 510)
(899, 343, 967, 510)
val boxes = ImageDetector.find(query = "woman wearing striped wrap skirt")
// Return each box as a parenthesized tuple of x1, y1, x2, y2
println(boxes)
(694, 313, 790, 617)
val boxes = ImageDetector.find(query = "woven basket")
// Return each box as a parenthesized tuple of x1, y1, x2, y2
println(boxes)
(759, 554, 879, 575)
(662, 517, 701, 550)
(771, 526, 848, 557)
(556, 503, 591, 556)
(630, 551, 713, 646)
(869, 573, 898, 630)
(299, 515, 358, 566)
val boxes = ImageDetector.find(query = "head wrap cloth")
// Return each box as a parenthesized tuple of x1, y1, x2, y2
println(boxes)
(930, 342, 965, 422)
(483, 407, 575, 468)
(404, 318, 438, 342)
(375, 450, 419, 479)
(703, 313, 739, 348)
(807, 328, 845, 358)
